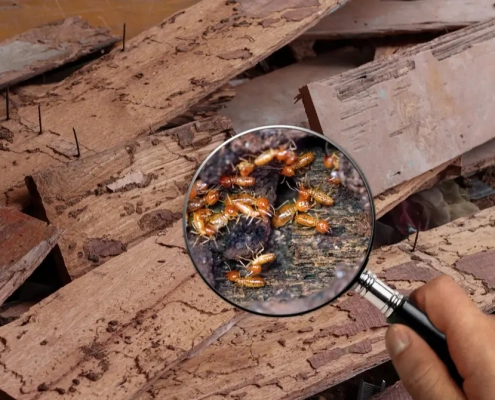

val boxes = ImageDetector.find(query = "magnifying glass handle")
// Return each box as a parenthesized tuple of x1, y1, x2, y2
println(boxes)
(354, 270, 463, 388)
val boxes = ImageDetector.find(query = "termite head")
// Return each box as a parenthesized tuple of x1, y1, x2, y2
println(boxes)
(284, 151, 298, 165)
(248, 264, 262, 276)
(219, 175, 232, 188)
(297, 187, 311, 201)
(316, 220, 331, 234)
(224, 205, 238, 218)
(190, 180, 209, 199)
(204, 224, 216, 236)
(281, 166, 295, 177)
(256, 197, 270, 210)
(226, 270, 240, 282)
(295, 198, 311, 213)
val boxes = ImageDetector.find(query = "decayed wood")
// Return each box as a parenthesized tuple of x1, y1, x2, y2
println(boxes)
(371, 381, 411, 400)
(300, 18, 495, 196)
(140, 206, 495, 400)
(374, 44, 416, 61)
(0, 221, 243, 400)
(460, 138, 495, 176)
(0, 17, 120, 91)
(374, 160, 454, 219)
(0, 207, 63, 305)
(26, 116, 233, 279)
(0, 0, 345, 210)
(302, 0, 495, 39)
(220, 48, 370, 133)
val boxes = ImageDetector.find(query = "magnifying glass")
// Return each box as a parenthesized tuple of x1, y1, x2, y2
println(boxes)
(182, 125, 462, 387)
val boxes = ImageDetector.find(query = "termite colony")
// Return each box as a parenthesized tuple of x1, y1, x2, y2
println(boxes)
(185, 131, 367, 304)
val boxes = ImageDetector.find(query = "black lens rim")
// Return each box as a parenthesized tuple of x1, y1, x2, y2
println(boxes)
(182, 124, 376, 318)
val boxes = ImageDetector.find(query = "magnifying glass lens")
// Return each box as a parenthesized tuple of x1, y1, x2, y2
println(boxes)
(183, 126, 374, 316)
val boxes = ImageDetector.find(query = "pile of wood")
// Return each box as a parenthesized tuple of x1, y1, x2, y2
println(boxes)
(1, 1, 495, 399)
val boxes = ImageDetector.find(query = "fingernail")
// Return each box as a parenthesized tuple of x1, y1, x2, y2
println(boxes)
(386, 325, 411, 358)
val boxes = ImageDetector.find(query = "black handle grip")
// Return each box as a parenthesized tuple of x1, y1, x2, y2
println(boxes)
(386, 297, 464, 388)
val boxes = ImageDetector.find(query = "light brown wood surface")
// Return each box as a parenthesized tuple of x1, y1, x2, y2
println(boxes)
(26, 116, 232, 279)
(0, 0, 346, 210)
(140, 206, 495, 400)
(300, 18, 495, 196)
(302, 0, 495, 39)
(0, 17, 120, 91)
(0, 207, 63, 305)
(0, 220, 244, 400)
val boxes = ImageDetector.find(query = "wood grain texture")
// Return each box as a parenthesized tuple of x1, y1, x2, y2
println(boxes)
(26, 116, 233, 279)
(0, 207, 63, 305)
(139, 206, 495, 400)
(460, 138, 495, 176)
(302, 0, 495, 39)
(0, 0, 346, 210)
(0, 221, 243, 400)
(300, 18, 495, 196)
(0, 17, 120, 91)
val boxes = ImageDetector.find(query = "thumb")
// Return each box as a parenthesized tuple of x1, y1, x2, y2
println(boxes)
(385, 324, 466, 400)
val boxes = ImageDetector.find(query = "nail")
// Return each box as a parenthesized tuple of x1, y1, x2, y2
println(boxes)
(122, 23, 126, 52)
(386, 325, 411, 358)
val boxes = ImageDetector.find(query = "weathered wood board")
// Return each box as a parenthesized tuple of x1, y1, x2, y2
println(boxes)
(139, 206, 495, 400)
(371, 381, 411, 400)
(0, 0, 346, 210)
(220, 48, 370, 132)
(0, 17, 120, 91)
(0, 207, 63, 305)
(0, 221, 244, 400)
(300, 18, 495, 196)
(302, 0, 495, 39)
(460, 138, 495, 176)
(26, 116, 233, 279)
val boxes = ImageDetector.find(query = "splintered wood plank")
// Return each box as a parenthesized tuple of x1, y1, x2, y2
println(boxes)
(302, 0, 495, 39)
(460, 138, 495, 176)
(26, 116, 233, 279)
(0, 207, 63, 305)
(139, 206, 495, 400)
(300, 18, 495, 196)
(0, 0, 345, 210)
(0, 17, 120, 91)
(0, 221, 243, 400)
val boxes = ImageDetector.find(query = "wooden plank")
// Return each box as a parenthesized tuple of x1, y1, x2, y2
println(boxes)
(460, 138, 495, 176)
(0, 0, 346, 211)
(374, 44, 416, 61)
(299, 18, 495, 196)
(140, 206, 495, 400)
(0, 220, 243, 400)
(26, 116, 233, 280)
(220, 48, 371, 132)
(0, 207, 63, 306)
(301, 0, 495, 39)
(0, 17, 120, 91)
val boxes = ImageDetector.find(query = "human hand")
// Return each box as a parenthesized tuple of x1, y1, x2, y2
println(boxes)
(385, 275, 495, 400)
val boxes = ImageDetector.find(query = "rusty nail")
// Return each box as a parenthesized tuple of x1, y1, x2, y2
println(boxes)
(38, 104, 42, 134)
(73, 127, 80, 157)
(122, 23, 126, 52)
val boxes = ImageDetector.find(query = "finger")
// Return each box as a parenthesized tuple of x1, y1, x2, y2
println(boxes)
(386, 324, 466, 400)
(409, 275, 495, 396)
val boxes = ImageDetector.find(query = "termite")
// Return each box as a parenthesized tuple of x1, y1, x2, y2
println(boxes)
(237, 160, 255, 177)
(234, 202, 262, 223)
(295, 213, 331, 234)
(280, 165, 295, 177)
(226, 270, 266, 288)
(292, 152, 315, 170)
(254, 148, 280, 166)
(327, 171, 341, 185)
(247, 264, 262, 276)
(189, 180, 209, 200)
(324, 152, 340, 170)
(271, 202, 297, 228)
(191, 209, 216, 239)
(187, 196, 207, 213)
(298, 182, 335, 207)
(205, 189, 220, 206)
(220, 175, 256, 188)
